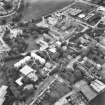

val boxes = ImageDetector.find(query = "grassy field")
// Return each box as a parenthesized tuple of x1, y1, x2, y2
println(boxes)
(22, 0, 73, 21)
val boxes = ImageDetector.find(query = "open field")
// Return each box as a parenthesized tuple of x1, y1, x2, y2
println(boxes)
(22, 0, 73, 21)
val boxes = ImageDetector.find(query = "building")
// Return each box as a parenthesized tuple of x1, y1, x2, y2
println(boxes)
(0, 37, 10, 62)
(14, 56, 31, 68)
(9, 28, 23, 39)
(0, 85, 8, 105)
(0, 37, 10, 53)
(41, 62, 57, 76)
(74, 80, 98, 101)
(90, 79, 105, 93)
(15, 76, 24, 86)
(31, 52, 46, 64)
(97, 6, 105, 12)
(36, 37, 49, 51)
(20, 65, 38, 82)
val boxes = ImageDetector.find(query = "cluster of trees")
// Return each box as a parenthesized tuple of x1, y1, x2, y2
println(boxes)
(3, 0, 12, 10)
(91, 0, 105, 5)
(2, 65, 35, 102)
(3, 31, 28, 56)
(59, 67, 83, 84)
(12, 14, 23, 23)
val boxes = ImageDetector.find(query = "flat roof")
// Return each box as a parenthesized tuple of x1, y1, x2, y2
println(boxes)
(74, 80, 97, 101)
(0, 38, 10, 53)
(20, 65, 34, 76)
(15, 76, 24, 86)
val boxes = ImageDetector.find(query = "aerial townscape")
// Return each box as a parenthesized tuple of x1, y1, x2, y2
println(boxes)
(1, 0, 105, 105)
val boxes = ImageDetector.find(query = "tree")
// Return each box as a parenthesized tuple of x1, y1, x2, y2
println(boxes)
(92, 0, 105, 5)
(0, 19, 6, 25)
(4, 1, 12, 10)
(12, 14, 22, 23)
(74, 70, 83, 81)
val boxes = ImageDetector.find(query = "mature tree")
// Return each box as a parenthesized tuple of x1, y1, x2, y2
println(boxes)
(12, 14, 22, 23)
(4, 1, 12, 10)
(92, 0, 105, 5)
